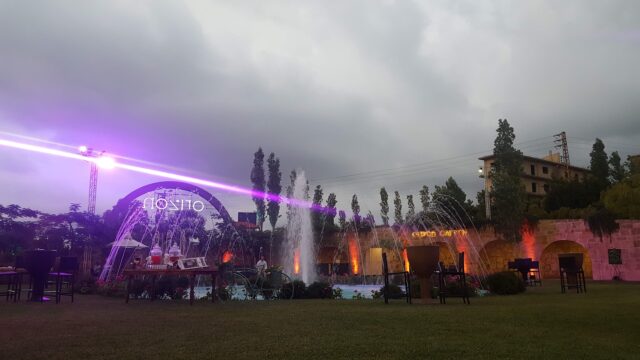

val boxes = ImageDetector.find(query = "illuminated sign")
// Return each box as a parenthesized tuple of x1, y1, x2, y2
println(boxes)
(143, 197, 205, 212)
(411, 229, 468, 238)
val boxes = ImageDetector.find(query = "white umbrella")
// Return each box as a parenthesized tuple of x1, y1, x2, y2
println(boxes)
(107, 233, 149, 249)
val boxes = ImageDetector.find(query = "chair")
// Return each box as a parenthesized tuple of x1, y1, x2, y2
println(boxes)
(0, 271, 21, 302)
(528, 261, 542, 286)
(559, 254, 586, 294)
(48, 257, 79, 303)
(14, 256, 30, 300)
(381, 252, 411, 304)
(437, 252, 471, 304)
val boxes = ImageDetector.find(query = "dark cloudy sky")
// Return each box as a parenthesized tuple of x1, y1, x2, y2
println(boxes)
(1, 1, 639, 222)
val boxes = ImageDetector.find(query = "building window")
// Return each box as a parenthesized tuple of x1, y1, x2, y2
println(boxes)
(543, 184, 550, 193)
(531, 183, 537, 193)
(542, 166, 549, 174)
(530, 164, 536, 175)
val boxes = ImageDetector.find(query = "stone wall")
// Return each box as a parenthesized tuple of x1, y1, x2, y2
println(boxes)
(321, 219, 640, 281)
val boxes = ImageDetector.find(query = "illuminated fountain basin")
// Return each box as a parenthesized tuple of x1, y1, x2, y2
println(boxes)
(332, 284, 406, 299)
(194, 284, 403, 300)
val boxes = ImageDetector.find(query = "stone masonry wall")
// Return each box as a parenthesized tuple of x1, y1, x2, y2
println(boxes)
(323, 220, 640, 281)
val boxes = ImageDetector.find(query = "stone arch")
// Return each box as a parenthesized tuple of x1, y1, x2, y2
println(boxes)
(540, 240, 592, 279)
(479, 240, 518, 274)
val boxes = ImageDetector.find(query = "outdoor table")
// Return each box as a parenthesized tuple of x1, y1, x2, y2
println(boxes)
(513, 258, 533, 282)
(24, 249, 57, 301)
(123, 267, 218, 305)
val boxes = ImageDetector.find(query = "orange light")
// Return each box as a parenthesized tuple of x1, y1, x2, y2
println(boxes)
(521, 223, 536, 260)
(222, 250, 233, 263)
(294, 249, 300, 274)
(402, 248, 410, 272)
(348, 237, 359, 275)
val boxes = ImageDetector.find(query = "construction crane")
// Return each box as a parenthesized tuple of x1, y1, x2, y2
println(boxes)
(78, 146, 105, 214)
(78, 146, 112, 273)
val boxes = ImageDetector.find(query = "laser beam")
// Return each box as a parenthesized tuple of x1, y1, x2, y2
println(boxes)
(0, 138, 320, 210)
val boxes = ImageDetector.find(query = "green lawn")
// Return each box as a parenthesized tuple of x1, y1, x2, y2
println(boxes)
(1, 281, 639, 360)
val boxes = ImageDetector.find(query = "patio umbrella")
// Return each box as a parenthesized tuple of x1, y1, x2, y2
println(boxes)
(107, 234, 148, 249)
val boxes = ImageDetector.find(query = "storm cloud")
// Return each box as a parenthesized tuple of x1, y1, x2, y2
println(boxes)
(0, 0, 639, 221)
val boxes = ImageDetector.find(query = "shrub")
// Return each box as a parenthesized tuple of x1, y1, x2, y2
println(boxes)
(443, 278, 477, 297)
(486, 271, 526, 295)
(154, 276, 190, 300)
(373, 284, 404, 300)
(306, 281, 333, 299)
(129, 278, 151, 298)
(332, 287, 343, 299)
(279, 280, 306, 299)
(96, 281, 127, 298)
(76, 275, 97, 295)
(257, 278, 274, 299)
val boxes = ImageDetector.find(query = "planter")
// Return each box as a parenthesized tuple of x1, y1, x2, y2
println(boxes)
(406, 245, 439, 303)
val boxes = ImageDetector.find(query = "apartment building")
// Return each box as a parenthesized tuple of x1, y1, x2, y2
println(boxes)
(479, 152, 591, 197)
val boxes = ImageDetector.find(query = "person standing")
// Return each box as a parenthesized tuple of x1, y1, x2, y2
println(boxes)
(256, 256, 268, 276)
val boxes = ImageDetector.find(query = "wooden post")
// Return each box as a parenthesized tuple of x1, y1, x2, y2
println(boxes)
(382, 253, 389, 304)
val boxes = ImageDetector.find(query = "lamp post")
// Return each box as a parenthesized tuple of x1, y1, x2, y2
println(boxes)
(479, 166, 491, 220)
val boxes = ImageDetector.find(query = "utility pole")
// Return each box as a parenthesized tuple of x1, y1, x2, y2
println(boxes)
(479, 166, 491, 220)
(554, 132, 570, 178)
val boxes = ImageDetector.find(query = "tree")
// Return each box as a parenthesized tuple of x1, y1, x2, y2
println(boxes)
(406, 195, 415, 221)
(431, 177, 475, 226)
(312, 185, 324, 231)
(325, 193, 338, 227)
(475, 190, 487, 222)
(379, 187, 389, 226)
(266, 153, 282, 232)
(338, 210, 347, 230)
(285, 170, 296, 225)
(419, 185, 430, 213)
(585, 207, 620, 241)
(602, 174, 640, 219)
(627, 155, 640, 175)
(609, 151, 627, 183)
(393, 191, 403, 225)
(312, 185, 324, 207)
(351, 194, 360, 225)
(265, 153, 282, 261)
(589, 138, 609, 186)
(490, 119, 526, 242)
(250, 148, 266, 231)
(0, 205, 38, 261)
(543, 178, 601, 212)
(303, 178, 310, 201)
(432, 177, 466, 207)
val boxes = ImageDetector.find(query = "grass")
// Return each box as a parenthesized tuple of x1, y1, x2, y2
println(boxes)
(1, 281, 639, 360)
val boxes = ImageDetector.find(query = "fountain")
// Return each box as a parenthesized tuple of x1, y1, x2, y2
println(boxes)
(283, 171, 316, 284)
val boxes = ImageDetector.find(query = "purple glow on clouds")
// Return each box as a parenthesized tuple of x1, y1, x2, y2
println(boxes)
(0, 138, 332, 214)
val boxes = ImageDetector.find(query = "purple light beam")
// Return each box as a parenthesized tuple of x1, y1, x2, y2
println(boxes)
(0, 138, 327, 211)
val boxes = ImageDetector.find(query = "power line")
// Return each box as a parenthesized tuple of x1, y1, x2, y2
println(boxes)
(315, 142, 558, 187)
(568, 136, 640, 152)
(310, 136, 555, 183)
